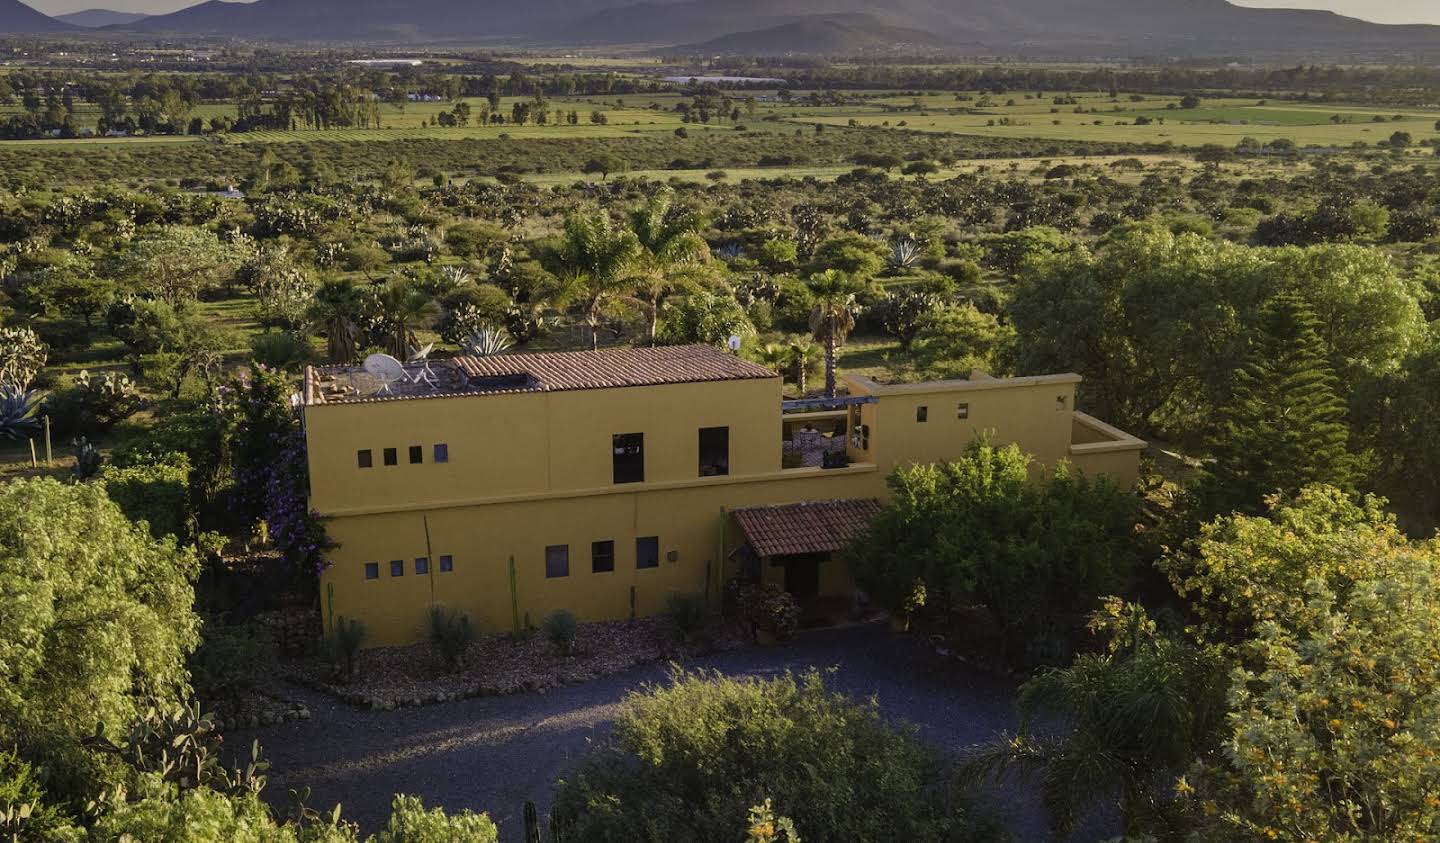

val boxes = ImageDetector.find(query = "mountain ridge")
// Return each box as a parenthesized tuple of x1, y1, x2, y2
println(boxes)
(55, 7, 150, 27)
(0, 0, 76, 32)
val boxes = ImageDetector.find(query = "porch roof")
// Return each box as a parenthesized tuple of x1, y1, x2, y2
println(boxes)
(730, 498, 884, 558)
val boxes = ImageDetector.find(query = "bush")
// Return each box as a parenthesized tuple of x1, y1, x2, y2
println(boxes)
(189, 615, 273, 713)
(331, 616, 366, 682)
(741, 583, 801, 642)
(249, 331, 311, 371)
(100, 450, 193, 540)
(427, 606, 474, 673)
(541, 610, 578, 656)
(553, 669, 995, 842)
(371, 794, 499, 843)
(661, 592, 712, 649)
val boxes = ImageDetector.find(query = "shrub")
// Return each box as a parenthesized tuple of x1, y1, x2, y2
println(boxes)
(43, 369, 145, 436)
(741, 583, 801, 642)
(662, 592, 712, 649)
(541, 610, 578, 656)
(427, 606, 474, 673)
(249, 331, 311, 371)
(189, 615, 273, 712)
(553, 669, 995, 842)
(331, 616, 366, 682)
(371, 794, 499, 843)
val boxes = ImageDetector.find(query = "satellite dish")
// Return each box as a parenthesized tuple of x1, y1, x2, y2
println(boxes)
(727, 335, 743, 352)
(363, 354, 406, 394)
(407, 343, 435, 362)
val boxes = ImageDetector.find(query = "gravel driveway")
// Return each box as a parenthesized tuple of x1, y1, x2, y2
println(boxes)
(245, 623, 1036, 840)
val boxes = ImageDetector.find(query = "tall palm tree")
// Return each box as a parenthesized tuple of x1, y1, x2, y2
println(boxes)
(625, 188, 711, 345)
(806, 270, 862, 398)
(371, 279, 437, 359)
(548, 212, 639, 351)
(786, 336, 823, 397)
(307, 278, 363, 363)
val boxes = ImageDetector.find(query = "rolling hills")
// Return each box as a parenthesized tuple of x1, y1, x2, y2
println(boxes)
(55, 8, 151, 27)
(0, 0, 75, 32)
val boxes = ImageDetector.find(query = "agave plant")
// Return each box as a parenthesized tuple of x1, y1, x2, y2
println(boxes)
(888, 237, 923, 270)
(463, 323, 514, 357)
(72, 437, 103, 480)
(0, 386, 40, 441)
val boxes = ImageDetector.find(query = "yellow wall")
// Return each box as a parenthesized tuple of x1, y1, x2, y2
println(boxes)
(307, 370, 1145, 647)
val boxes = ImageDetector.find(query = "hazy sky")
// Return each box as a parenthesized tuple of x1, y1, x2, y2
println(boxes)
(19, 0, 1440, 25)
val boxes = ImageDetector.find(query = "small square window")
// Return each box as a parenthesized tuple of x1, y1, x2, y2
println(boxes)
(389, 560, 404, 577)
(545, 545, 570, 578)
(434, 444, 449, 464)
(357, 450, 373, 468)
(364, 562, 379, 580)
(957, 403, 970, 420)
(439, 555, 453, 572)
(916, 406, 928, 423)
(636, 536, 660, 570)
(592, 540, 615, 573)
(383, 448, 398, 466)
(409, 445, 423, 465)
(415, 557, 429, 575)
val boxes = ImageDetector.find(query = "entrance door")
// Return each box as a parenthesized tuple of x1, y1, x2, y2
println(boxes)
(783, 553, 825, 600)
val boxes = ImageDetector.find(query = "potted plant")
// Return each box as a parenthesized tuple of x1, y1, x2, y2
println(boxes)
(743, 583, 801, 645)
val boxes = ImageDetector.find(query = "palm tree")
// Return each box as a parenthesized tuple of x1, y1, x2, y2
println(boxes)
(806, 270, 862, 398)
(625, 188, 712, 345)
(548, 212, 639, 351)
(370, 279, 437, 359)
(786, 336, 823, 397)
(307, 278, 363, 363)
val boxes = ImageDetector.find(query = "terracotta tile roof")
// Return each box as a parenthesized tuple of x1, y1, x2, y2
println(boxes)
(452, 344, 776, 393)
(731, 499, 884, 558)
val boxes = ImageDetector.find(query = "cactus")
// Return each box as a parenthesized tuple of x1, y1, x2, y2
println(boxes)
(0, 386, 40, 441)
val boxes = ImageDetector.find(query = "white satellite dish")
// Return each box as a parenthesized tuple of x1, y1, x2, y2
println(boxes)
(363, 353, 406, 394)
(407, 343, 435, 363)
(727, 335, 743, 353)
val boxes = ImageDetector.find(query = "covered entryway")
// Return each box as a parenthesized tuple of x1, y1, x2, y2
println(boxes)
(730, 499, 884, 622)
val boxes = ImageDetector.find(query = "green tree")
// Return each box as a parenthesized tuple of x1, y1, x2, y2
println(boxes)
(657, 289, 754, 346)
(625, 187, 712, 344)
(804, 270, 862, 398)
(101, 451, 194, 541)
(1355, 326, 1440, 526)
(553, 669, 992, 843)
(1196, 294, 1354, 518)
(367, 280, 437, 360)
(0, 479, 199, 798)
(118, 226, 239, 305)
(546, 212, 639, 350)
(307, 279, 364, 364)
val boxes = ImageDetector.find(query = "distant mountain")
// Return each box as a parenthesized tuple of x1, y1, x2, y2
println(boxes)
(679, 14, 950, 55)
(0, 0, 75, 32)
(124, 0, 1440, 57)
(56, 7, 150, 27)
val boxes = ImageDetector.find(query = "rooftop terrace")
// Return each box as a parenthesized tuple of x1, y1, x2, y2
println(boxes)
(303, 344, 777, 406)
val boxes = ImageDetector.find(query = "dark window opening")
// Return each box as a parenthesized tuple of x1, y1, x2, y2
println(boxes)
(415, 557, 429, 575)
(613, 433, 644, 484)
(916, 406, 928, 423)
(699, 426, 729, 477)
(383, 448, 398, 466)
(636, 536, 660, 569)
(357, 450, 373, 468)
(364, 562, 379, 580)
(545, 545, 570, 578)
(957, 403, 970, 420)
(434, 444, 449, 463)
(409, 445, 423, 464)
(592, 540, 615, 573)
(439, 555, 453, 572)
(389, 560, 404, 577)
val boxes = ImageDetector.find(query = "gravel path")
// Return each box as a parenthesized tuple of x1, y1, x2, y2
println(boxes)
(243, 623, 1037, 840)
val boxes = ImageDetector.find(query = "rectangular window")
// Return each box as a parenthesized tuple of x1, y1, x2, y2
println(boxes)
(434, 444, 449, 464)
(389, 560, 404, 577)
(636, 536, 660, 570)
(415, 557, 429, 575)
(357, 449, 373, 469)
(364, 562, 379, 580)
(957, 403, 970, 420)
(592, 540, 615, 573)
(545, 545, 570, 578)
(409, 445, 423, 465)
(916, 406, 928, 423)
(699, 427, 729, 477)
(383, 447, 398, 466)
(613, 433, 644, 484)
(439, 554, 453, 572)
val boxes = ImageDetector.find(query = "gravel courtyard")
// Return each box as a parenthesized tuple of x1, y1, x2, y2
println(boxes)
(245, 623, 1036, 840)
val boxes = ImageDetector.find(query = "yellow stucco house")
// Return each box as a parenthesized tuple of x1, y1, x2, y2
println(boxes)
(302, 344, 1146, 647)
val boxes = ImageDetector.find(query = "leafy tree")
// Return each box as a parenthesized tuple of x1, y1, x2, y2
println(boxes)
(117, 226, 240, 305)
(307, 279, 364, 364)
(657, 289, 754, 346)
(101, 450, 194, 541)
(848, 440, 1142, 667)
(553, 669, 993, 843)
(875, 287, 941, 350)
(810, 233, 887, 278)
(1355, 326, 1440, 526)
(905, 304, 1016, 381)
(1195, 293, 1355, 518)
(804, 270, 862, 398)
(0, 479, 199, 798)
(365, 280, 437, 360)
(111, 300, 234, 399)
(546, 212, 639, 350)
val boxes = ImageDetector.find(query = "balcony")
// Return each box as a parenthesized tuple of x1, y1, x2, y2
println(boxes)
(781, 410, 850, 470)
